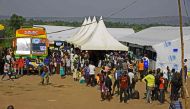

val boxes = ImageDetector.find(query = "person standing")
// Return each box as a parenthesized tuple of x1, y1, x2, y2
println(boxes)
(184, 59, 188, 82)
(112, 67, 122, 96)
(17, 56, 24, 76)
(89, 61, 96, 87)
(142, 71, 155, 103)
(73, 56, 78, 81)
(1, 60, 12, 81)
(65, 56, 71, 75)
(128, 69, 134, 99)
(119, 73, 129, 103)
(60, 58, 65, 79)
(84, 62, 90, 86)
(138, 59, 144, 81)
(159, 73, 165, 104)
(104, 72, 113, 101)
(170, 72, 182, 101)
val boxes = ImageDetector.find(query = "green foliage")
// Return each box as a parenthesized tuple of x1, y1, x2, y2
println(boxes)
(0, 14, 26, 47)
(9, 14, 26, 31)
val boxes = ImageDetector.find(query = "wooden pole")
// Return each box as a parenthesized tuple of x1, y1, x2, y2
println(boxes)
(177, 0, 188, 109)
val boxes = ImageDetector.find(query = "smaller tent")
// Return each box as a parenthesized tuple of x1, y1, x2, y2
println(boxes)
(80, 16, 128, 51)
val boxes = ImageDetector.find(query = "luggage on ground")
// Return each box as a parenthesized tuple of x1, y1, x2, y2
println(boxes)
(132, 90, 140, 99)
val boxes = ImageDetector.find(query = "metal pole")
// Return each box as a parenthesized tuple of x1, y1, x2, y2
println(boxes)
(177, 0, 188, 109)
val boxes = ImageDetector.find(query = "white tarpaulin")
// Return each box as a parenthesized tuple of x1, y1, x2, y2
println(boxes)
(80, 17, 128, 51)
(153, 35, 190, 71)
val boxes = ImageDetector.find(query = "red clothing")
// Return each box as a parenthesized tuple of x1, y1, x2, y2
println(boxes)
(120, 75, 128, 89)
(159, 77, 165, 89)
(17, 58, 24, 68)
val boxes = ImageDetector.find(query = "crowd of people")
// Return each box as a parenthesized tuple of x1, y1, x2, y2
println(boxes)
(0, 47, 189, 106)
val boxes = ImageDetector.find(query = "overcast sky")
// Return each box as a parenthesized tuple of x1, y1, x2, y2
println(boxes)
(0, 0, 189, 18)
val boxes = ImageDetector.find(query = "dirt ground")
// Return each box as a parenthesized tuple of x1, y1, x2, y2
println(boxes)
(0, 74, 189, 109)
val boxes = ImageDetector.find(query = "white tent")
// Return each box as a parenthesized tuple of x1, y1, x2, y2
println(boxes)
(66, 18, 87, 42)
(69, 17, 91, 44)
(119, 26, 190, 46)
(73, 16, 97, 47)
(153, 34, 190, 71)
(80, 17, 128, 51)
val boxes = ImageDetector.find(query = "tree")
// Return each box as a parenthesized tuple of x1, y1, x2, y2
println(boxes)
(9, 14, 26, 31)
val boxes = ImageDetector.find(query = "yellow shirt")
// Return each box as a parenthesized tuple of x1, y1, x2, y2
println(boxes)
(143, 74, 155, 87)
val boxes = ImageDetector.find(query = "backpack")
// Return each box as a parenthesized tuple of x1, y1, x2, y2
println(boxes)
(120, 75, 128, 89)
(169, 101, 183, 109)
(132, 90, 140, 99)
(144, 60, 148, 69)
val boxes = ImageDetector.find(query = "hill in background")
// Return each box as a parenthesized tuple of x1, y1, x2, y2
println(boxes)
(0, 15, 189, 26)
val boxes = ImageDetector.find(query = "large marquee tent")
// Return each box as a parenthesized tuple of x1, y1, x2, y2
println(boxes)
(79, 16, 128, 51)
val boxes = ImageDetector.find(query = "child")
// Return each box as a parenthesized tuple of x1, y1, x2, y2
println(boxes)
(1, 61, 13, 81)
(60, 62, 65, 79)
(41, 65, 49, 85)
(79, 75, 85, 84)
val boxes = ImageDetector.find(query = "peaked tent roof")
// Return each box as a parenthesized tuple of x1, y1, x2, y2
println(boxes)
(80, 17, 128, 51)
(73, 16, 97, 47)
(69, 17, 91, 44)
(66, 17, 87, 43)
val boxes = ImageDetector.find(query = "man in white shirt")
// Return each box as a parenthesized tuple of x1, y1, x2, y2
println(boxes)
(128, 69, 134, 98)
(89, 61, 96, 86)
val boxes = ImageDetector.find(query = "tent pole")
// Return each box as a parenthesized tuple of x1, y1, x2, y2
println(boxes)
(177, 0, 188, 109)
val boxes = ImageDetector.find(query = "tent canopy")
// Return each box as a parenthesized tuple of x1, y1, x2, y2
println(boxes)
(80, 17, 128, 51)
(66, 18, 87, 42)
(73, 16, 97, 47)
(119, 26, 190, 46)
